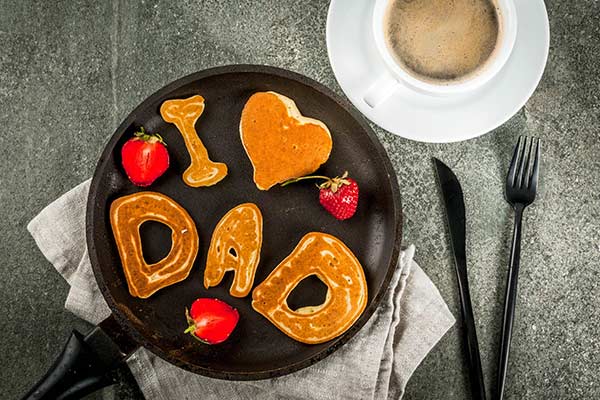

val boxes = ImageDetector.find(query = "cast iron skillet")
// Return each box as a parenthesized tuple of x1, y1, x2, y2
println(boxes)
(23, 65, 402, 399)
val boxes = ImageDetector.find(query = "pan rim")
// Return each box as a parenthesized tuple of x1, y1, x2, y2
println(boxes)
(86, 64, 403, 380)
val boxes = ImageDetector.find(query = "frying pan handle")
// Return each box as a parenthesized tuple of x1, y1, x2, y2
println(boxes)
(21, 314, 139, 400)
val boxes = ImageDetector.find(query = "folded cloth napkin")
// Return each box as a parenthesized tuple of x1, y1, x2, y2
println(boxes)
(28, 180, 455, 400)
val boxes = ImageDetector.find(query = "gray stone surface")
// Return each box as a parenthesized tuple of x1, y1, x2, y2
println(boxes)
(0, 0, 598, 399)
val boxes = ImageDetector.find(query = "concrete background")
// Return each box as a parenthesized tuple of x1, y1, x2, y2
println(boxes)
(1, 0, 598, 399)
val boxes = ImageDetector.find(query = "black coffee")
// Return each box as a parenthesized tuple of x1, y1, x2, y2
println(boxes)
(383, 0, 501, 83)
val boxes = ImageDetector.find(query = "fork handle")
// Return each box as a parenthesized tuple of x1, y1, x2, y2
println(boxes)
(496, 203, 525, 400)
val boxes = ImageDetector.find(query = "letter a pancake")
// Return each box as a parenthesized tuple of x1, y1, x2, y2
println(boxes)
(204, 203, 263, 297)
(110, 191, 199, 298)
(252, 232, 367, 344)
(240, 92, 333, 190)
(160, 95, 228, 187)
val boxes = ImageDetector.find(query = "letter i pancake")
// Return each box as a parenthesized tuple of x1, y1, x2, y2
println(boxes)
(160, 95, 228, 187)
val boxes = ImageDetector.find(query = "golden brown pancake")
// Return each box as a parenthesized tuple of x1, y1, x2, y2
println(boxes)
(240, 92, 333, 190)
(110, 191, 199, 298)
(160, 95, 228, 187)
(252, 232, 367, 344)
(204, 203, 263, 297)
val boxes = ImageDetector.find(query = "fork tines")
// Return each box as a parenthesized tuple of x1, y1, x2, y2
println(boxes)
(507, 136, 541, 191)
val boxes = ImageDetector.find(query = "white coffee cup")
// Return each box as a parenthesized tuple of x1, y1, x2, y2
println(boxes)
(364, 0, 518, 107)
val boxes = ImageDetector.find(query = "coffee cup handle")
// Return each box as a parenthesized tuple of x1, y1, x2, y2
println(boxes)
(363, 72, 400, 107)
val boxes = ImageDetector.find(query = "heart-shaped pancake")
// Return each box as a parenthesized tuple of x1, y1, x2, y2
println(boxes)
(240, 92, 332, 190)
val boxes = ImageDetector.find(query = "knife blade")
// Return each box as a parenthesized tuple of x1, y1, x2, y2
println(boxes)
(434, 158, 486, 400)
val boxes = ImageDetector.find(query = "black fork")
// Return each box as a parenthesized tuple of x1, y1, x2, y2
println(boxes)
(496, 136, 541, 400)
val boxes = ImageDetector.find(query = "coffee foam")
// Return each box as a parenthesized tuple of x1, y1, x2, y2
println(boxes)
(383, 0, 502, 84)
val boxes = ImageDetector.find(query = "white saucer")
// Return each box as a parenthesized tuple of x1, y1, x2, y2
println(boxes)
(326, 0, 550, 143)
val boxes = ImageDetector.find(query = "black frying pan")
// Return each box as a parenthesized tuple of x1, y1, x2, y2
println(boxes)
(23, 65, 402, 399)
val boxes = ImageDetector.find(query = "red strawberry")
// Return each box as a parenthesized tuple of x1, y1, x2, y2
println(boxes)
(184, 298, 239, 345)
(282, 171, 359, 220)
(121, 127, 169, 187)
(318, 175, 359, 220)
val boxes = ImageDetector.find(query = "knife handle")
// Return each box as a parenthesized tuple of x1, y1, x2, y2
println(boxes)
(456, 263, 487, 400)
(496, 204, 524, 400)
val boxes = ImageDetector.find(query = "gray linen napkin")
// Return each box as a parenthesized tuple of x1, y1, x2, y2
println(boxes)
(28, 180, 455, 400)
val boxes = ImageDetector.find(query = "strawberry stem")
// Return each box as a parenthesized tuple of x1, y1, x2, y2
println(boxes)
(281, 171, 351, 194)
(133, 126, 167, 146)
(280, 175, 331, 187)
(183, 308, 212, 344)
(184, 325, 195, 334)
(184, 308, 196, 334)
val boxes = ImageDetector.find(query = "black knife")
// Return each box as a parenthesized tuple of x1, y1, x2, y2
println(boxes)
(434, 158, 486, 400)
